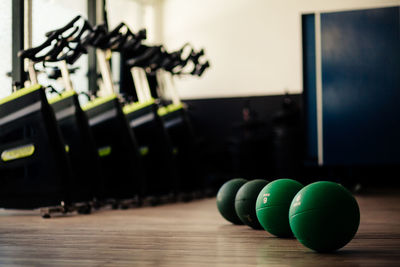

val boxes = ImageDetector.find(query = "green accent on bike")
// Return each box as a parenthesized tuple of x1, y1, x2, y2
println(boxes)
(0, 84, 42, 105)
(157, 103, 184, 117)
(140, 146, 149, 156)
(1, 144, 35, 162)
(157, 106, 168, 116)
(48, 90, 76, 104)
(123, 99, 155, 114)
(98, 146, 112, 157)
(82, 94, 117, 111)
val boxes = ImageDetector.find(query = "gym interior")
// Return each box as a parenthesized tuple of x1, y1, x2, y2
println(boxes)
(0, 0, 399, 266)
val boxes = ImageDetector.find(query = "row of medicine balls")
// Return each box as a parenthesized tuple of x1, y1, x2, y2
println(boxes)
(216, 178, 360, 252)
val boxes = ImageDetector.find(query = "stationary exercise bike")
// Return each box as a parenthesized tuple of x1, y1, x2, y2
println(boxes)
(108, 29, 179, 204)
(0, 16, 96, 217)
(122, 42, 210, 200)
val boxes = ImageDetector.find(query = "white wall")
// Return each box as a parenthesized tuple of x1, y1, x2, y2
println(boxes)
(107, 0, 144, 31)
(0, 1, 12, 99)
(32, 0, 88, 95)
(161, 0, 400, 99)
(107, 0, 163, 44)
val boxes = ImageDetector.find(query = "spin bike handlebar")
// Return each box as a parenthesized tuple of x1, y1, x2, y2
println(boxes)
(192, 61, 210, 77)
(18, 15, 84, 63)
(91, 22, 128, 49)
(18, 30, 76, 63)
(121, 29, 147, 52)
(44, 15, 82, 38)
(125, 45, 163, 68)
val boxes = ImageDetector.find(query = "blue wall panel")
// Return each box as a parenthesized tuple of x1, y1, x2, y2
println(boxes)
(320, 7, 400, 165)
(302, 14, 318, 164)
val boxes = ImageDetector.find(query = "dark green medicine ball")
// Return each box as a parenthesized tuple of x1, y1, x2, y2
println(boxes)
(256, 179, 303, 237)
(235, 179, 269, 229)
(289, 181, 360, 252)
(216, 178, 247, 224)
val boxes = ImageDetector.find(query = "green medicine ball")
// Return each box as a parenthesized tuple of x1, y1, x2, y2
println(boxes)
(289, 181, 360, 252)
(256, 179, 303, 237)
(216, 178, 247, 224)
(235, 179, 269, 229)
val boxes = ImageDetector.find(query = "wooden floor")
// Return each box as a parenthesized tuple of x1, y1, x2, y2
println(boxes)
(0, 191, 399, 266)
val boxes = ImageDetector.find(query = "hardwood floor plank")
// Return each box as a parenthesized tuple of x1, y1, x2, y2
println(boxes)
(0, 192, 399, 266)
